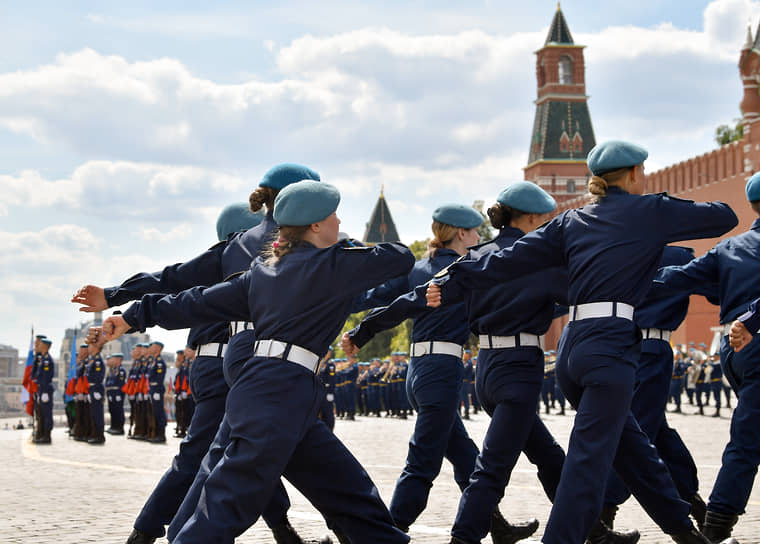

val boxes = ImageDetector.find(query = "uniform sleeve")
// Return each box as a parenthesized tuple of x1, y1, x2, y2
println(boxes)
(122, 273, 251, 332)
(350, 274, 410, 313)
(657, 197, 738, 243)
(337, 243, 415, 296)
(655, 247, 721, 296)
(349, 283, 430, 348)
(738, 297, 760, 334)
(439, 217, 565, 302)
(104, 241, 227, 307)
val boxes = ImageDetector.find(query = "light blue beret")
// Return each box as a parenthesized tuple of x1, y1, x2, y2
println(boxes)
(432, 204, 483, 229)
(587, 140, 648, 176)
(274, 180, 340, 226)
(35, 334, 47, 339)
(216, 203, 264, 241)
(746, 172, 760, 201)
(79, 343, 88, 348)
(150, 341, 164, 348)
(136, 343, 149, 348)
(259, 163, 320, 190)
(41, 338, 52, 345)
(108, 353, 124, 359)
(497, 182, 556, 214)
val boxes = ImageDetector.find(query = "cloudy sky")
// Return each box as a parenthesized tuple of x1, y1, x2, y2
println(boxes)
(2, 0, 758, 356)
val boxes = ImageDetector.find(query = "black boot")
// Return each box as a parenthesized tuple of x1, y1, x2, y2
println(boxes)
(586, 520, 640, 544)
(703, 511, 738, 542)
(149, 430, 166, 443)
(87, 433, 106, 444)
(600, 504, 618, 530)
(670, 527, 711, 544)
(690, 493, 707, 531)
(489, 510, 539, 544)
(125, 528, 157, 544)
(449, 538, 472, 544)
(712, 408, 721, 418)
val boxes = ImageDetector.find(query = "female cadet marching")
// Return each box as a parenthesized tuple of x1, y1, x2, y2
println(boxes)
(427, 184, 635, 544)
(427, 141, 738, 544)
(655, 171, 760, 542)
(101, 180, 414, 544)
(342, 203, 539, 544)
(72, 164, 322, 544)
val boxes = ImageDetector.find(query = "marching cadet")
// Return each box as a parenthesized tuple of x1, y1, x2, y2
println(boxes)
(343, 203, 536, 542)
(656, 171, 760, 541)
(395, 351, 410, 418)
(344, 354, 359, 421)
(551, 351, 567, 416)
(600, 245, 708, 535)
(86, 329, 107, 444)
(146, 341, 167, 444)
(463, 349, 479, 415)
(32, 338, 55, 444)
(694, 357, 708, 416)
(379, 359, 392, 416)
(317, 349, 337, 431)
(429, 141, 737, 544)
(105, 352, 127, 435)
(100, 179, 414, 544)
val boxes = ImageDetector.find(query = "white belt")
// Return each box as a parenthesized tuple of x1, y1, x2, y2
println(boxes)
(642, 328, 672, 342)
(568, 302, 634, 322)
(722, 324, 731, 335)
(478, 333, 543, 350)
(253, 339, 320, 372)
(230, 321, 254, 336)
(410, 341, 463, 358)
(197, 342, 227, 358)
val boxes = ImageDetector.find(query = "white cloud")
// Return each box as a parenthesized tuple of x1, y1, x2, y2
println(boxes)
(140, 223, 193, 243)
(0, 160, 245, 221)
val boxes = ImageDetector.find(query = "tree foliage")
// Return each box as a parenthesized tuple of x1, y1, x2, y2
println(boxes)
(715, 119, 744, 146)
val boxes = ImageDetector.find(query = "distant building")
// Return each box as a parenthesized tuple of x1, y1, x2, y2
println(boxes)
(363, 188, 401, 244)
(0, 344, 20, 378)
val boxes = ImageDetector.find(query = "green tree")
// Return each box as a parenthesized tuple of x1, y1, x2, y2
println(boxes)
(715, 119, 744, 146)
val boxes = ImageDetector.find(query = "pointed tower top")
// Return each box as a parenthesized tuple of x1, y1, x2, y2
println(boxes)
(744, 23, 754, 50)
(753, 20, 760, 51)
(362, 189, 400, 244)
(545, 6, 574, 45)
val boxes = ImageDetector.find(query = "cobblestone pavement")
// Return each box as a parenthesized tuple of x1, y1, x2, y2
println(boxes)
(2, 400, 758, 543)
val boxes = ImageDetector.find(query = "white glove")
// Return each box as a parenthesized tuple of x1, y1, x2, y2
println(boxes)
(76, 393, 83, 401)
(41, 393, 49, 403)
(137, 393, 143, 401)
(181, 392, 188, 399)
(128, 395, 135, 400)
(153, 392, 160, 401)
(115, 395, 122, 401)
(326, 394, 334, 402)
(93, 392, 102, 401)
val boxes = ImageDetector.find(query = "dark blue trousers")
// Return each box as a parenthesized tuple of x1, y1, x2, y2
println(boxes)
(389, 354, 479, 529)
(172, 357, 408, 544)
(540, 376, 554, 408)
(605, 341, 699, 506)
(39, 387, 54, 432)
(461, 379, 471, 414)
(90, 386, 105, 435)
(134, 356, 230, 537)
(669, 378, 683, 409)
(452, 347, 565, 542)
(709, 335, 760, 515)
(543, 321, 691, 544)
(108, 391, 125, 428)
(151, 389, 166, 433)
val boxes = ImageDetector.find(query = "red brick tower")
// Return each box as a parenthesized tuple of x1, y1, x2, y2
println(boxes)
(524, 5, 596, 204)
